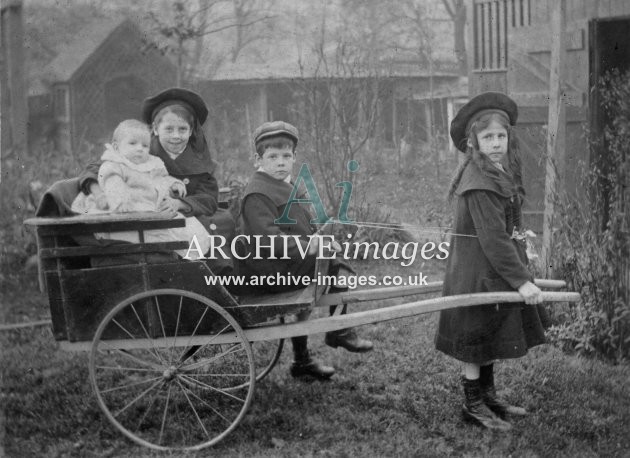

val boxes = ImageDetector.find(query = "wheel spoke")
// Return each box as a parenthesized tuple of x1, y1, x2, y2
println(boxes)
(180, 343, 244, 372)
(152, 296, 181, 365)
(179, 374, 246, 403)
(183, 373, 250, 378)
(101, 376, 163, 394)
(176, 305, 211, 362)
(108, 318, 164, 367)
(154, 296, 167, 340)
(97, 343, 162, 370)
(176, 379, 211, 440)
(170, 297, 184, 355)
(130, 303, 167, 365)
(158, 383, 172, 446)
(134, 383, 160, 433)
(175, 322, 234, 367)
(95, 365, 162, 373)
(177, 379, 232, 425)
(114, 378, 163, 418)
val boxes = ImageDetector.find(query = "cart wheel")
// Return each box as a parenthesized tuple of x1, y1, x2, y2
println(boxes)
(226, 317, 284, 391)
(89, 289, 255, 451)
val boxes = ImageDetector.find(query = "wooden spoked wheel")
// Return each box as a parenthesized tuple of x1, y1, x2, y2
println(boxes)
(89, 289, 255, 451)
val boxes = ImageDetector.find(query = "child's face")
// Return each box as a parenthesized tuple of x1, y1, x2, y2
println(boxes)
(255, 146, 295, 181)
(475, 119, 508, 165)
(114, 128, 151, 164)
(153, 112, 192, 155)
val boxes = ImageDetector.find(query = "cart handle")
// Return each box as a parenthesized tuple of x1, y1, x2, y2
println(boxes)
(60, 290, 580, 351)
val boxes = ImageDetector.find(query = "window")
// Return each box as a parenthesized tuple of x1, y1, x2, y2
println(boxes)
(53, 85, 69, 120)
(473, 0, 531, 71)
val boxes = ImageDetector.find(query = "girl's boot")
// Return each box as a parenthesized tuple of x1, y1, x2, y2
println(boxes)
(480, 364, 527, 417)
(461, 377, 512, 431)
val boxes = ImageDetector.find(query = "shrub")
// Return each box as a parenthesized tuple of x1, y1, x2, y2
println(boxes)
(548, 69, 630, 363)
(0, 144, 96, 280)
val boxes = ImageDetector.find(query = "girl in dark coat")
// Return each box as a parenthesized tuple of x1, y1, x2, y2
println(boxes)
(435, 92, 549, 431)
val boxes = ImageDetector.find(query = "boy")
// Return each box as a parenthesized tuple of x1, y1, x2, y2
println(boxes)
(239, 121, 373, 380)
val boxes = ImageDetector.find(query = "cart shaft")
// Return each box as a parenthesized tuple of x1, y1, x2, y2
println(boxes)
(60, 290, 579, 352)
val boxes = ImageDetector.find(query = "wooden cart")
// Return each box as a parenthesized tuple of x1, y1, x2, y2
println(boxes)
(24, 212, 580, 451)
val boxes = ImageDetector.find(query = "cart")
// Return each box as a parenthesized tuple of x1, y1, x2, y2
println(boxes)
(24, 211, 580, 451)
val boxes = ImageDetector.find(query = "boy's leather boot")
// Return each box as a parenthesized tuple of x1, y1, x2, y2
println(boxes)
(325, 305, 373, 352)
(480, 364, 527, 417)
(461, 377, 512, 431)
(290, 336, 335, 380)
(325, 328, 373, 352)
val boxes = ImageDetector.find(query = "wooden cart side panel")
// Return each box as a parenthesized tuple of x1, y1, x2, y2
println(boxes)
(38, 228, 90, 340)
(146, 261, 238, 308)
(53, 260, 243, 342)
(44, 270, 69, 341)
(145, 261, 314, 327)
(58, 265, 149, 341)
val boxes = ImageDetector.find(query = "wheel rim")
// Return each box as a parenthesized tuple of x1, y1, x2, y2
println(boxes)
(226, 317, 284, 391)
(89, 289, 255, 451)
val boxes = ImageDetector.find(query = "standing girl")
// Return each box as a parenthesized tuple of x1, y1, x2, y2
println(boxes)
(435, 92, 548, 431)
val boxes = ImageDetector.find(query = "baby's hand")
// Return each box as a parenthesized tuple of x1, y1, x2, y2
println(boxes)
(170, 182, 186, 198)
(89, 182, 103, 196)
(95, 193, 108, 210)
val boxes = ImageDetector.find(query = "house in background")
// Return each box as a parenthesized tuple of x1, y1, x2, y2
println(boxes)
(192, 43, 467, 165)
(466, 0, 630, 229)
(27, 18, 176, 152)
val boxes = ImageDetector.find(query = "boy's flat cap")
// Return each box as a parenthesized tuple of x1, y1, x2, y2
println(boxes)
(142, 87, 209, 125)
(253, 121, 299, 145)
(450, 91, 518, 152)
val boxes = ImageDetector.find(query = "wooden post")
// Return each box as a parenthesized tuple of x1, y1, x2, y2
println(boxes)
(541, 0, 566, 276)
(1, 0, 28, 151)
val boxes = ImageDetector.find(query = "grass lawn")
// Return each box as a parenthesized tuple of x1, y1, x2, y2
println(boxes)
(2, 164, 629, 457)
(2, 256, 630, 458)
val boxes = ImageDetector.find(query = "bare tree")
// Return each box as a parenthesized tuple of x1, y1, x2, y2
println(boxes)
(388, 0, 443, 177)
(289, 2, 383, 213)
(231, 0, 275, 62)
(145, 0, 275, 85)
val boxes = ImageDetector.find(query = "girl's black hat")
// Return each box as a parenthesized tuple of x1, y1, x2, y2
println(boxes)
(142, 87, 209, 125)
(450, 92, 518, 152)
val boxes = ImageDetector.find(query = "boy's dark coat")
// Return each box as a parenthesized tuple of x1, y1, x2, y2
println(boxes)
(239, 171, 346, 292)
(435, 160, 550, 363)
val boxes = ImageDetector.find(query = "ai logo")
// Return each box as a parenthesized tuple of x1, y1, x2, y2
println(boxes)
(274, 160, 360, 225)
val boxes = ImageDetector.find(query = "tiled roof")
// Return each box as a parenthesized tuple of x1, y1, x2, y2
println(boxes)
(192, 30, 460, 82)
(205, 52, 460, 82)
(41, 18, 129, 83)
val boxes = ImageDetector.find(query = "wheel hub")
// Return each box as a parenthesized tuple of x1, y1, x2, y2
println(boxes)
(162, 365, 178, 380)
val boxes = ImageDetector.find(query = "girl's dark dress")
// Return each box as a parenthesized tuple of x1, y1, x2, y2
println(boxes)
(434, 160, 550, 363)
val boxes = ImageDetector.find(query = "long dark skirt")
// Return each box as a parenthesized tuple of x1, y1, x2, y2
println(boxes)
(434, 302, 551, 363)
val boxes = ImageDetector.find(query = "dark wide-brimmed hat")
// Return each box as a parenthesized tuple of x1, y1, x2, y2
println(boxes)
(450, 91, 518, 152)
(253, 121, 299, 146)
(142, 87, 209, 125)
